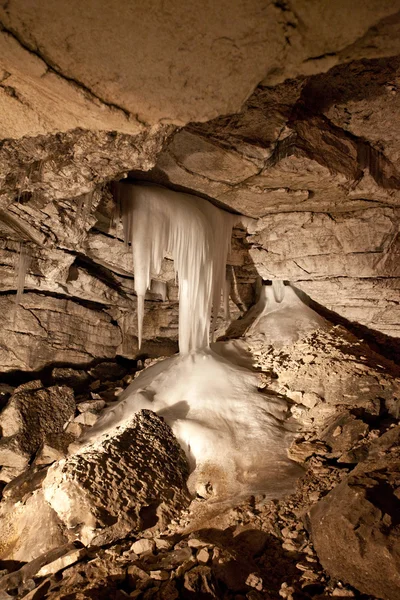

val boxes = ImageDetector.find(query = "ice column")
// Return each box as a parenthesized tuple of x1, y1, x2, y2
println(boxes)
(119, 183, 235, 354)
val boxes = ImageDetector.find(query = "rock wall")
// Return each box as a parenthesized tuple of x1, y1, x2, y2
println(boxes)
(0, 2, 399, 373)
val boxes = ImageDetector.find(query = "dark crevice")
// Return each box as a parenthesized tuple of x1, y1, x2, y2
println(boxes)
(291, 284, 400, 366)
(1, 287, 116, 312)
(68, 254, 134, 302)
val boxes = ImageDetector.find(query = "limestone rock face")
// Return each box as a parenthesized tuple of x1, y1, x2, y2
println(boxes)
(309, 427, 400, 600)
(1, 1, 399, 136)
(144, 59, 400, 337)
(0, 3, 399, 370)
(0, 293, 122, 372)
(43, 410, 191, 547)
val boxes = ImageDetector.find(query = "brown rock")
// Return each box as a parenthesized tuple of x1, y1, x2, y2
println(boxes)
(0, 385, 75, 457)
(43, 410, 190, 547)
(309, 460, 400, 599)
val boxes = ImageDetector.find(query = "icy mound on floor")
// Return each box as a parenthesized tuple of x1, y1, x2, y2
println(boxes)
(84, 349, 302, 500)
(245, 282, 328, 347)
(77, 188, 310, 500)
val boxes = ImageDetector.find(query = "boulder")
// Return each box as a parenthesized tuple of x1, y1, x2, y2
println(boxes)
(0, 385, 75, 466)
(309, 429, 400, 599)
(0, 410, 190, 561)
(43, 410, 190, 547)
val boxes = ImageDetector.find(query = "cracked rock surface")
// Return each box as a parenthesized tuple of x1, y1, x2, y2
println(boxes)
(1, 1, 400, 133)
(0, 3, 399, 372)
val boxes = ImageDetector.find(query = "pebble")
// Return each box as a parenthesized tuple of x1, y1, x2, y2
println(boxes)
(187, 538, 208, 549)
(77, 399, 106, 413)
(332, 588, 355, 597)
(149, 570, 169, 581)
(279, 582, 295, 600)
(130, 538, 155, 555)
(196, 548, 209, 564)
(245, 573, 263, 591)
(127, 564, 150, 584)
(74, 412, 98, 426)
(175, 558, 196, 577)
(155, 538, 172, 551)
(65, 422, 83, 437)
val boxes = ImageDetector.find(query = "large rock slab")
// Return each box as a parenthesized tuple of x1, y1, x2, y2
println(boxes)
(0, 410, 190, 560)
(0, 293, 122, 372)
(241, 207, 400, 337)
(43, 410, 190, 547)
(309, 427, 400, 600)
(1, 0, 398, 136)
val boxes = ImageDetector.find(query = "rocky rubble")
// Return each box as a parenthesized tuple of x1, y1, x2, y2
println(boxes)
(1, 415, 398, 599)
(310, 426, 400, 600)
(0, 321, 398, 599)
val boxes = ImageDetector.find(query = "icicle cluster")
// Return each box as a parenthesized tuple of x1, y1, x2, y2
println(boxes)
(118, 183, 235, 354)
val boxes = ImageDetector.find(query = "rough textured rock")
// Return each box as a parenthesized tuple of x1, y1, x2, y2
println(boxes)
(0, 384, 75, 481)
(1, 1, 399, 136)
(0, 320, 399, 598)
(0, 411, 190, 561)
(246, 324, 400, 428)
(309, 427, 400, 600)
(140, 56, 400, 338)
(0, 293, 122, 372)
(1, 51, 400, 368)
(43, 410, 190, 547)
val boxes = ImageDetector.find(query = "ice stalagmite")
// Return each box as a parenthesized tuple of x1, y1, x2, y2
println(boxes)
(118, 182, 235, 353)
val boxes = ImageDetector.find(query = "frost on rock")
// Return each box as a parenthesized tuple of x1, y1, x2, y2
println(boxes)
(118, 182, 235, 353)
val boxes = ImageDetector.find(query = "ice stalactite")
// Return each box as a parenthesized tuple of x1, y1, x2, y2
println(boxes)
(13, 243, 30, 322)
(118, 183, 236, 353)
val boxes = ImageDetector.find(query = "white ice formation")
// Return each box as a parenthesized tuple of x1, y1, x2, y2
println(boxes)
(118, 182, 236, 353)
(245, 281, 328, 347)
(79, 185, 308, 500)
(86, 347, 302, 499)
